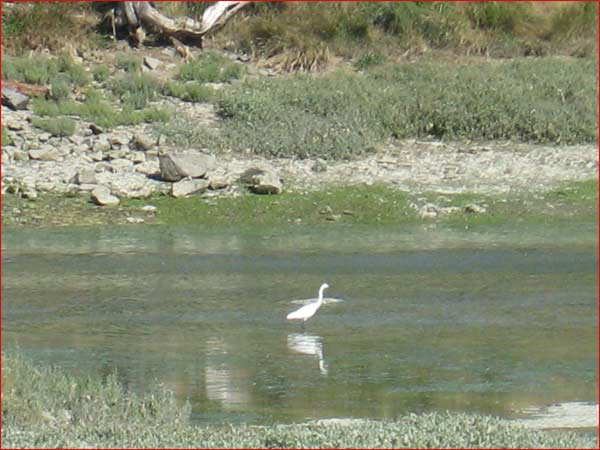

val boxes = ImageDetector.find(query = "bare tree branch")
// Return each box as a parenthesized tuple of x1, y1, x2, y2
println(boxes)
(113, 1, 251, 45)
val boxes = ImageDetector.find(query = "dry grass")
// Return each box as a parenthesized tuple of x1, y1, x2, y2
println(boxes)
(208, 1, 597, 68)
(1, 2, 99, 55)
(2, 2, 597, 64)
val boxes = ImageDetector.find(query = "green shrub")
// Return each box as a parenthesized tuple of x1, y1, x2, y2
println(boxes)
(466, 2, 527, 32)
(178, 51, 243, 83)
(354, 51, 386, 70)
(32, 93, 170, 129)
(163, 81, 215, 103)
(56, 53, 90, 87)
(1, 54, 89, 87)
(31, 117, 76, 137)
(183, 57, 597, 160)
(49, 74, 71, 101)
(547, 1, 598, 56)
(367, 2, 435, 37)
(2, 126, 13, 146)
(550, 1, 598, 38)
(110, 73, 162, 109)
(92, 65, 110, 83)
(115, 53, 142, 73)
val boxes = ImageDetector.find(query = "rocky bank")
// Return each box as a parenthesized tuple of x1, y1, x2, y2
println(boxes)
(1, 45, 597, 207)
(2, 99, 597, 204)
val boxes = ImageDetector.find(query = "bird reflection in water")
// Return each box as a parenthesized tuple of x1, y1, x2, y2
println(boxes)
(287, 333, 328, 375)
(204, 337, 250, 409)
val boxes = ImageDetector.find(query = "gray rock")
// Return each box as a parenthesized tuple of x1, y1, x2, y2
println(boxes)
(106, 149, 128, 160)
(68, 134, 87, 146)
(208, 177, 229, 190)
(89, 151, 104, 162)
(118, 185, 153, 199)
(158, 151, 216, 181)
(35, 181, 56, 192)
(239, 167, 283, 195)
(70, 145, 89, 155)
(135, 161, 159, 176)
(2, 87, 29, 110)
(89, 124, 104, 135)
(28, 146, 60, 161)
(418, 203, 440, 219)
(72, 169, 97, 185)
(464, 203, 487, 214)
(21, 189, 38, 200)
(131, 134, 155, 151)
(144, 56, 162, 70)
(171, 178, 209, 198)
(13, 149, 29, 161)
(5, 118, 24, 131)
(37, 133, 51, 143)
(93, 138, 111, 153)
(77, 183, 99, 192)
(108, 133, 129, 147)
(108, 158, 134, 172)
(129, 151, 146, 164)
(312, 159, 328, 173)
(91, 186, 120, 206)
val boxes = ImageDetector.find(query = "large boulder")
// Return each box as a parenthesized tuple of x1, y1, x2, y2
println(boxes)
(158, 151, 216, 181)
(91, 186, 120, 206)
(28, 145, 60, 161)
(170, 178, 209, 198)
(71, 168, 97, 185)
(2, 87, 30, 110)
(239, 167, 282, 195)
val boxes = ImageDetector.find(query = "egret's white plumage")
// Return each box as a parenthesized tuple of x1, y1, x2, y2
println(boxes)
(286, 283, 329, 322)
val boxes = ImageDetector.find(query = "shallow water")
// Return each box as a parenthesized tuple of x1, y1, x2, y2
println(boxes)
(2, 222, 598, 425)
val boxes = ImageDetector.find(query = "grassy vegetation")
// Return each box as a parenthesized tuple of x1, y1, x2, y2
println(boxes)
(133, 180, 599, 227)
(215, 1, 597, 61)
(109, 73, 163, 109)
(2, 51, 241, 129)
(32, 94, 170, 130)
(115, 52, 143, 73)
(1, 2, 98, 54)
(2, 3, 596, 147)
(2, 54, 89, 87)
(164, 56, 597, 159)
(3, 351, 596, 448)
(4, 180, 596, 229)
(178, 51, 243, 83)
(2, 126, 13, 146)
(2, 52, 171, 128)
(31, 117, 77, 137)
(3, 2, 596, 60)
(92, 64, 110, 83)
(163, 81, 216, 103)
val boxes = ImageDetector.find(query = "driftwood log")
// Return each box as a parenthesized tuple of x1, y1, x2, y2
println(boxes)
(111, 1, 251, 48)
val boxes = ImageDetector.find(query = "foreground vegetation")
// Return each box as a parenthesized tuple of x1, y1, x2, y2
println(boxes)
(3, 352, 596, 448)
(2, 181, 597, 229)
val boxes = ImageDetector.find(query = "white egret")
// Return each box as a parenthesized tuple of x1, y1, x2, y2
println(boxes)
(286, 283, 329, 323)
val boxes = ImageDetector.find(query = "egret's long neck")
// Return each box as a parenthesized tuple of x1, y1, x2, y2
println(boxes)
(317, 285, 327, 305)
